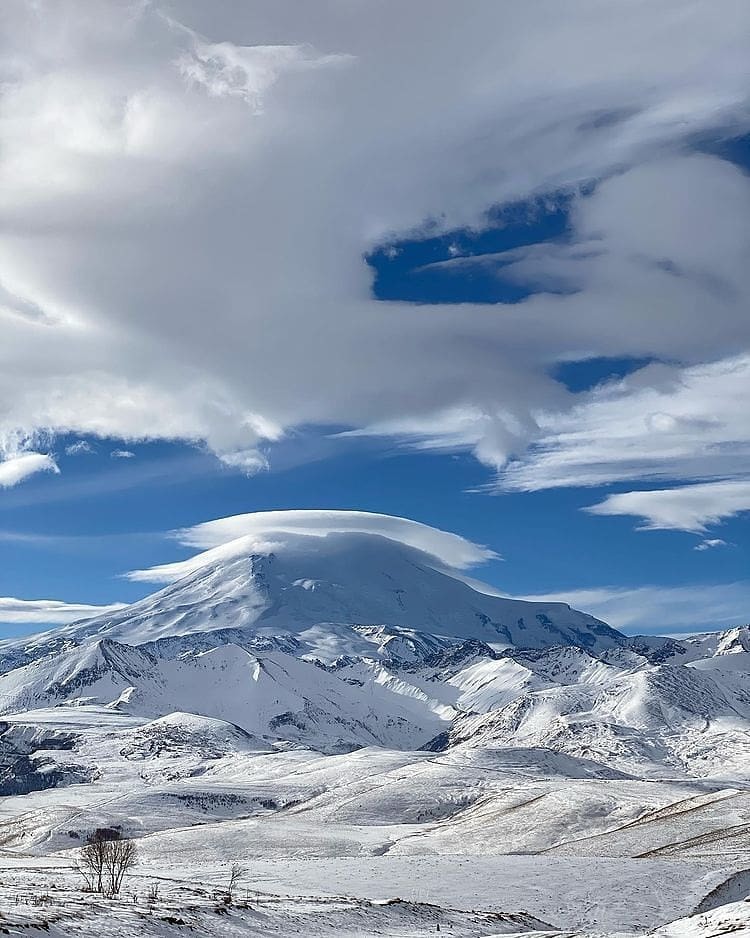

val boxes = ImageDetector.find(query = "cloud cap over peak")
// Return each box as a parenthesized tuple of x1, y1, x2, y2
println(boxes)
(128, 509, 498, 583)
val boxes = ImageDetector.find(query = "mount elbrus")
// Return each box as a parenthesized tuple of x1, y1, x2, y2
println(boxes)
(1, 529, 747, 773)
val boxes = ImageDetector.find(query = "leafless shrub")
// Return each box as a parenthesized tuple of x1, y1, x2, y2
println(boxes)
(77, 827, 137, 895)
(226, 862, 248, 903)
(78, 830, 110, 893)
(104, 837, 138, 895)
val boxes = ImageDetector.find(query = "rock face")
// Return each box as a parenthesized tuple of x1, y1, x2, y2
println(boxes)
(0, 720, 94, 795)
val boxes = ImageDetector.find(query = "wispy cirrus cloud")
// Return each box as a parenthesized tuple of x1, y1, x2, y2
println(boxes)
(695, 538, 729, 552)
(509, 583, 750, 635)
(587, 480, 750, 533)
(496, 352, 750, 537)
(0, 596, 126, 625)
(0, 452, 58, 488)
(501, 355, 750, 493)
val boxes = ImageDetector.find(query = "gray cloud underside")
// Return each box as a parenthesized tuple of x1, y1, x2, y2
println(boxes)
(0, 0, 748, 527)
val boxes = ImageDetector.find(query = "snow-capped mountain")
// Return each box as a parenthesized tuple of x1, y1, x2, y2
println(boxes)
(0, 521, 748, 938)
(0, 529, 623, 753)
(2, 531, 623, 661)
(0, 525, 747, 777)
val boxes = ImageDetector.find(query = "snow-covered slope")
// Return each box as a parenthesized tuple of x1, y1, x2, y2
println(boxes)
(0, 637, 447, 753)
(0, 701, 746, 935)
(654, 896, 750, 937)
(427, 641, 750, 778)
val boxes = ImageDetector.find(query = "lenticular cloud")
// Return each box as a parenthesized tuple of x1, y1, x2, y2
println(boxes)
(127, 509, 497, 583)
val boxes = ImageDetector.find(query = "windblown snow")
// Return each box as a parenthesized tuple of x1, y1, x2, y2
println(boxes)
(1, 520, 748, 937)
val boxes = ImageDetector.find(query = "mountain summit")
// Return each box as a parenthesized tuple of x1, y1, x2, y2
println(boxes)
(10, 528, 624, 659)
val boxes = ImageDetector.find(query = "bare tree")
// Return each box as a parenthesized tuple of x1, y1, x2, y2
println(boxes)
(226, 862, 248, 902)
(77, 847, 99, 893)
(104, 838, 138, 895)
(77, 827, 136, 895)
(78, 828, 118, 892)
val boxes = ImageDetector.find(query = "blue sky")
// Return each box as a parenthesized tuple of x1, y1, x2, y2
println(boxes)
(1, 421, 748, 638)
(3, 164, 750, 637)
(1, 2, 749, 638)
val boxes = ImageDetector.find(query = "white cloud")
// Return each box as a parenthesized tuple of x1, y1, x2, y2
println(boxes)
(509, 583, 750, 635)
(695, 538, 728, 551)
(0, 452, 58, 487)
(587, 480, 750, 533)
(0, 0, 746, 483)
(0, 596, 126, 625)
(128, 508, 497, 582)
(216, 448, 268, 473)
(65, 439, 95, 455)
(174, 23, 353, 113)
(501, 355, 750, 489)
(110, 449, 135, 459)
